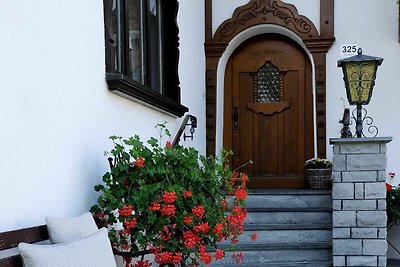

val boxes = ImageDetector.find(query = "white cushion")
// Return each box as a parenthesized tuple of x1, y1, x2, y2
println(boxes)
(46, 212, 98, 244)
(18, 228, 117, 267)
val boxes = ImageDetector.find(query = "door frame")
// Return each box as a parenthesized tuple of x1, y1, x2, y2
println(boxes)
(204, 0, 335, 158)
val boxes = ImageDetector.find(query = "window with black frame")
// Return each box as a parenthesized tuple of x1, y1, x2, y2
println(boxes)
(103, 0, 188, 117)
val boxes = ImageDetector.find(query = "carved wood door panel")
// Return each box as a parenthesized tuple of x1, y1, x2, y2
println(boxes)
(223, 34, 314, 188)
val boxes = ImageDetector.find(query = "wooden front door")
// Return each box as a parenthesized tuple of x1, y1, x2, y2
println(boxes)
(223, 34, 314, 189)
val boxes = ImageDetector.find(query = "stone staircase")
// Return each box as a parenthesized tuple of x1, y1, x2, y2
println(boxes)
(211, 189, 333, 267)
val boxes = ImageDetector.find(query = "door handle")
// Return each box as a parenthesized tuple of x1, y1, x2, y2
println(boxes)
(233, 107, 239, 129)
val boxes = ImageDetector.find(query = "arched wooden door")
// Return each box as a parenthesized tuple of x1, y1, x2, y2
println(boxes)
(223, 34, 314, 189)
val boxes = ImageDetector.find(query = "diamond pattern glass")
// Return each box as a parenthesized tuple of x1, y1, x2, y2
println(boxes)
(255, 62, 281, 103)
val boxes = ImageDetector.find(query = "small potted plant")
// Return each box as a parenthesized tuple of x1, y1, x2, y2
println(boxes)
(304, 158, 333, 189)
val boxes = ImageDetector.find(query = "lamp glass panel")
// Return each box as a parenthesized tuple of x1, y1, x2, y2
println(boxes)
(345, 61, 376, 103)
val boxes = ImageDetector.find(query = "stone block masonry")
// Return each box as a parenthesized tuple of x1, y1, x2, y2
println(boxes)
(330, 137, 392, 267)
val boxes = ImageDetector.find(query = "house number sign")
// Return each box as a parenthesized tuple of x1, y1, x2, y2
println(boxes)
(340, 44, 359, 58)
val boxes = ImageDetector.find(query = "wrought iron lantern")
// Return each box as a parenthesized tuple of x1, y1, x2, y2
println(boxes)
(337, 48, 383, 138)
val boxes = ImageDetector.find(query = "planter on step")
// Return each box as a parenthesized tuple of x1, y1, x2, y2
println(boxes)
(305, 168, 332, 189)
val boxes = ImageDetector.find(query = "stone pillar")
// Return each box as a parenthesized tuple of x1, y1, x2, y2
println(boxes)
(330, 137, 392, 267)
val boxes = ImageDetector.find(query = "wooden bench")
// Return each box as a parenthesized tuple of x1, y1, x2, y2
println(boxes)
(0, 225, 49, 267)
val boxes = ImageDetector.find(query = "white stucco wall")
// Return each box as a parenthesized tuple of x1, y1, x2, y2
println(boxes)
(327, 0, 400, 177)
(178, 0, 206, 156)
(0, 0, 205, 232)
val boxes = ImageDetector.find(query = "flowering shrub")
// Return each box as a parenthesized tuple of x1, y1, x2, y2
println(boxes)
(386, 172, 400, 225)
(90, 123, 250, 266)
(305, 158, 332, 169)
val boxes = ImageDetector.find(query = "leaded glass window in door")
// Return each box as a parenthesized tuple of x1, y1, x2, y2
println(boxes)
(254, 62, 283, 103)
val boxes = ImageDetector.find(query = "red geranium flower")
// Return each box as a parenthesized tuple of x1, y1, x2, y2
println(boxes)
(200, 252, 212, 264)
(133, 260, 152, 267)
(148, 202, 161, 211)
(230, 237, 239, 244)
(183, 191, 193, 198)
(251, 231, 258, 241)
(214, 223, 224, 235)
(161, 204, 176, 217)
(387, 183, 393, 191)
(230, 171, 239, 186)
(241, 173, 248, 186)
(120, 243, 131, 250)
(192, 205, 204, 218)
(119, 228, 130, 236)
(183, 231, 199, 248)
(234, 187, 247, 200)
(232, 251, 243, 264)
(193, 222, 209, 233)
(155, 252, 173, 264)
(149, 245, 162, 254)
(215, 249, 225, 260)
(118, 205, 133, 217)
(94, 211, 105, 219)
(159, 226, 171, 241)
(171, 253, 182, 264)
(162, 191, 177, 203)
(135, 156, 145, 168)
(123, 218, 137, 229)
(183, 216, 193, 224)
(166, 141, 172, 148)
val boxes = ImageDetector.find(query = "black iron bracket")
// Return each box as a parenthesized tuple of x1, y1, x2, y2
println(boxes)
(349, 105, 378, 138)
(340, 107, 378, 138)
(172, 114, 197, 145)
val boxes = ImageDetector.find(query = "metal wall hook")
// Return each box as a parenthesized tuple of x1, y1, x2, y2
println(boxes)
(183, 115, 197, 141)
(172, 114, 198, 145)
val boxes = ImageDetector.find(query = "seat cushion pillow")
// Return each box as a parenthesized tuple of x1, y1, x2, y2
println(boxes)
(18, 228, 116, 267)
(46, 212, 98, 244)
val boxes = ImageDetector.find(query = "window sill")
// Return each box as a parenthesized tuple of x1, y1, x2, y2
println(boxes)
(106, 73, 188, 117)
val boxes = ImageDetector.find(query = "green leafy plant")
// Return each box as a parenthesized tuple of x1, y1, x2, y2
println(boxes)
(90, 123, 250, 267)
(386, 172, 400, 225)
(305, 158, 333, 169)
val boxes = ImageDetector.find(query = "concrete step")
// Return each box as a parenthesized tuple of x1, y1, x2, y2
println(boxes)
(208, 248, 332, 266)
(215, 242, 332, 252)
(245, 189, 332, 211)
(213, 189, 333, 267)
(249, 189, 332, 195)
(218, 230, 332, 247)
(209, 261, 332, 267)
(244, 223, 332, 231)
(245, 211, 332, 226)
